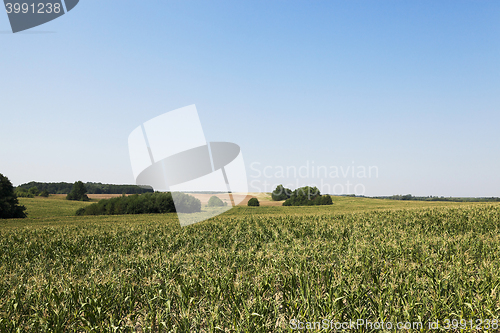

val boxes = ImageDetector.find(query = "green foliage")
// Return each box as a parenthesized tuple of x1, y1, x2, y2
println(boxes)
(283, 186, 333, 206)
(14, 187, 34, 198)
(76, 192, 201, 216)
(16, 181, 153, 195)
(271, 184, 292, 201)
(318, 194, 333, 205)
(2, 205, 500, 331)
(66, 181, 90, 201)
(39, 189, 49, 197)
(28, 186, 40, 196)
(247, 197, 260, 206)
(171, 192, 203, 212)
(207, 195, 225, 207)
(0, 173, 27, 219)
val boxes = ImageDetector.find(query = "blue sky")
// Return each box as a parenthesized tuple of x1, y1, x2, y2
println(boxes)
(1, 0, 499, 196)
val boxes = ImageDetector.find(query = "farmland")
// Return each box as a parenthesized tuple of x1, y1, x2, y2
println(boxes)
(1, 196, 500, 332)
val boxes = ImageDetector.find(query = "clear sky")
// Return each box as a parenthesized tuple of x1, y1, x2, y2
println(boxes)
(1, 0, 499, 196)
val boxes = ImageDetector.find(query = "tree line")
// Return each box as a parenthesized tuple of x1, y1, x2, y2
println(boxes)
(76, 192, 201, 216)
(14, 187, 49, 198)
(16, 181, 153, 195)
(376, 194, 500, 202)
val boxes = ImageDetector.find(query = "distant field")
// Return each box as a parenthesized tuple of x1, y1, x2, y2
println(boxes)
(1, 196, 499, 331)
(14, 196, 94, 219)
(16, 193, 496, 220)
(44, 192, 274, 206)
(48, 194, 135, 200)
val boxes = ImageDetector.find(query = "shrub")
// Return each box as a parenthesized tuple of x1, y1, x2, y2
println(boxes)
(271, 185, 292, 201)
(283, 186, 333, 206)
(0, 173, 27, 219)
(172, 192, 202, 213)
(75, 192, 201, 216)
(39, 190, 50, 197)
(247, 198, 260, 207)
(207, 196, 225, 207)
(28, 187, 40, 196)
(14, 187, 34, 198)
(319, 194, 333, 205)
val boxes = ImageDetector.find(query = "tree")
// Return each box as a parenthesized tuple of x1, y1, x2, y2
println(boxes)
(247, 198, 260, 207)
(66, 181, 90, 201)
(318, 194, 332, 205)
(28, 186, 39, 196)
(271, 184, 292, 201)
(14, 187, 33, 198)
(171, 192, 202, 213)
(207, 195, 225, 207)
(0, 173, 27, 219)
(283, 186, 332, 206)
(288, 186, 321, 203)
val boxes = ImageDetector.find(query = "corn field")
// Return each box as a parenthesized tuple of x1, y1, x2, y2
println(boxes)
(1, 205, 500, 332)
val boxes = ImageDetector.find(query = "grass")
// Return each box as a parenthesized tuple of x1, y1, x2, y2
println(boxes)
(17, 197, 94, 219)
(231, 195, 496, 217)
(1, 196, 499, 331)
